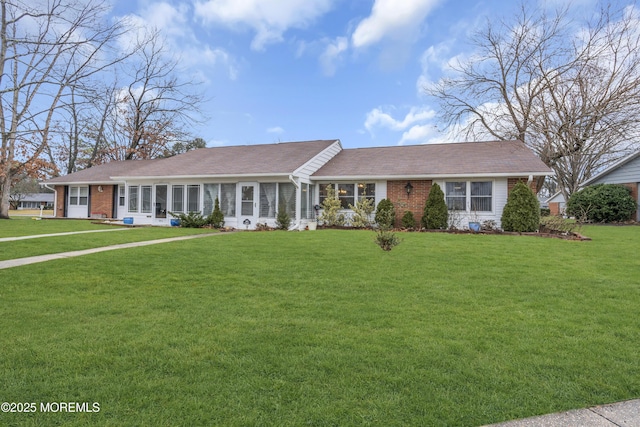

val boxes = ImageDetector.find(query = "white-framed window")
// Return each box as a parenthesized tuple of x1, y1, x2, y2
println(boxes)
(279, 182, 296, 219)
(118, 186, 126, 207)
(172, 185, 184, 212)
(141, 185, 152, 213)
(259, 183, 277, 218)
(445, 181, 493, 212)
(187, 185, 200, 212)
(319, 183, 376, 209)
(220, 183, 236, 217)
(128, 186, 139, 212)
(69, 186, 88, 206)
(203, 184, 219, 216)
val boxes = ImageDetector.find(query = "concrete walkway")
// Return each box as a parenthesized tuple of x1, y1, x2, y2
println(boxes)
(0, 232, 221, 269)
(483, 399, 640, 426)
(0, 227, 132, 242)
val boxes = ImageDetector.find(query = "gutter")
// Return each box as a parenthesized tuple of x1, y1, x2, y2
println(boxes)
(41, 183, 57, 217)
(288, 174, 300, 231)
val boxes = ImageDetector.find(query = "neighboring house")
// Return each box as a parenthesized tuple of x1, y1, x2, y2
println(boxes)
(43, 139, 552, 229)
(547, 150, 640, 221)
(12, 193, 55, 210)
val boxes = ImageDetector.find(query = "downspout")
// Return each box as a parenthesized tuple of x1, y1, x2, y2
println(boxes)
(42, 183, 57, 217)
(288, 174, 300, 231)
(527, 174, 534, 192)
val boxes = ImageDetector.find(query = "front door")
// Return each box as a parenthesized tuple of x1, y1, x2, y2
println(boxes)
(155, 185, 168, 223)
(239, 182, 258, 229)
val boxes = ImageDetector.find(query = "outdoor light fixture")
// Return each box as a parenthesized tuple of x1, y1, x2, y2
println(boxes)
(405, 181, 413, 195)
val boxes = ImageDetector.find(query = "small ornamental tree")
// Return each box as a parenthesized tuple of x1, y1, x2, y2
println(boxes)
(349, 194, 375, 228)
(566, 184, 636, 223)
(318, 185, 345, 227)
(501, 181, 540, 232)
(207, 197, 225, 228)
(374, 198, 395, 229)
(421, 183, 448, 229)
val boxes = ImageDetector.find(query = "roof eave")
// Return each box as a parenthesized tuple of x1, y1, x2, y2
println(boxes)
(111, 172, 294, 180)
(311, 171, 554, 181)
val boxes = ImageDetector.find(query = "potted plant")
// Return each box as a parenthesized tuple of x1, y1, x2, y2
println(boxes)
(468, 210, 481, 232)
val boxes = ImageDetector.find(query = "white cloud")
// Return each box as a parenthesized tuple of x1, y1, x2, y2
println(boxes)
(352, 0, 441, 49)
(194, 0, 334, 50)
(364, 106, 435, 133)
(319, 37, 348, 76)
(399, 124, 439, 145)
(267, 126, 285, 134)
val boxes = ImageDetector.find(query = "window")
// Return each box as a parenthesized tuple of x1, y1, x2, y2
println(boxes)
(318, 183, 334, 205)
(337, 184, 354, 209)
(69, 186, 88, 206)
(301, 183, 315, 219)
(446, 182, 467, 210)
(187, 185, 200, 212)
(172, 185, 184, 212)
(118, 186, 126, 207)
(470, 181, 492, 212)
(357, 183, 375, 204)
(279, 182, 296, 219)
(128, 186, 139, 212)
(260, 183, 277, 218)
(221, 183, 236, 216)
(141, 186, 152, 213)
(445, 181, 493, 212)
(203, 184, 219, 216)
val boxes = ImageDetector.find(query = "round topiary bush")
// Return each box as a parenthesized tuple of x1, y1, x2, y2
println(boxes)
(501, 181, 540, 232)
(421, 182, 448, 229)
(401, 210, 416, 229)
(566, 184, 636, 223)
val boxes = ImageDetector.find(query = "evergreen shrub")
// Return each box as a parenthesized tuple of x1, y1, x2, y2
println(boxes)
(566, 184, 636, 223)
(501, 181, 540, 232)
(421, 183, 448, 229)
(374, 199, 395, 229)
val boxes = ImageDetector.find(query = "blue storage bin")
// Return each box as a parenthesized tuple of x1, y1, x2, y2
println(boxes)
(123, 217, 134, 225)
(170, 219, 180, 226)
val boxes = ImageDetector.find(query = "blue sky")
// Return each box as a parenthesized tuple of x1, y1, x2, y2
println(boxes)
(111, 0, 595, 149)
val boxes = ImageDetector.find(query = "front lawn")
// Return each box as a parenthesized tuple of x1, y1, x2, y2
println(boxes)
(0, 226, 638, 426)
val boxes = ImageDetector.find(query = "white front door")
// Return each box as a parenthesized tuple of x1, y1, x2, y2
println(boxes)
(238, 182, 258, 229)
(154, 185, 168, 225)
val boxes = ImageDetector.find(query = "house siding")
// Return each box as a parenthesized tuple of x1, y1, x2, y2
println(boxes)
(295, 140, 342, 181)
(590, 156, 640, 184)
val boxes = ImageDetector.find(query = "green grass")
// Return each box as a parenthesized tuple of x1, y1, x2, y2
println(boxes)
(0, 218, 217, 261)
(1, 226, 639, 426)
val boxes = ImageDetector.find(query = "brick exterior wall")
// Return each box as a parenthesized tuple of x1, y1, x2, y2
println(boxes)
(54, 186, 65, 218)
(507, 177, 537, 193)
(89, 185, 114, 218)
(387, 180, 432, 227)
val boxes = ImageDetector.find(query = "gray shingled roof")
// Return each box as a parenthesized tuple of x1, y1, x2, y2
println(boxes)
(45, 140, 339, 183)
(312, 140, 551, 178)
(111, 139, 338, 178)
(45, 159, 159, 184)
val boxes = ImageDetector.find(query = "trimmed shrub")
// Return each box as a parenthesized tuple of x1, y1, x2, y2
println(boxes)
(421, 182, 448, 229)
(374, 198, 395, 229)
(401, 210, 416, 229)
(207, 197, 225, 229)
(501, 181, 540, 232)
(566, 184, 636, 223)
(169, 211, 208, 228)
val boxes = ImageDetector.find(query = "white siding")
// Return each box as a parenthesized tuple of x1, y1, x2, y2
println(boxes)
(295, 140, 342, 181)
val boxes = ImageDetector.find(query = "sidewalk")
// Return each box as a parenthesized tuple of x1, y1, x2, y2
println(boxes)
(0, 232, 221, 269)
(483, 399, 640, 426)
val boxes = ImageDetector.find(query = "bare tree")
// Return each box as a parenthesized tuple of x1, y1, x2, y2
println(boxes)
(0, 0, 130, 219)
(87, 31, 207, 163)
(426, 2, 640, 199)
